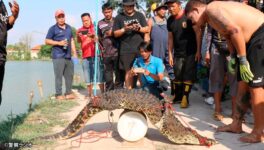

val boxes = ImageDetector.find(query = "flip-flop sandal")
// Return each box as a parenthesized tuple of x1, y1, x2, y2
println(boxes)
(213, 112, 224, 121)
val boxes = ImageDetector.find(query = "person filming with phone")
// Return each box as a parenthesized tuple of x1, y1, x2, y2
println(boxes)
(77, 13, 105, 98)
(113, 0, 149, 89)
(98, 3, 122, 91)
(130, 42, 164, 99)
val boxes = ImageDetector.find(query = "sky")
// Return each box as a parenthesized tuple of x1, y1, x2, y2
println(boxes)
(5, 0, 106, 47)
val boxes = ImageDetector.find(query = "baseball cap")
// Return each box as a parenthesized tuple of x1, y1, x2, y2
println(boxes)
(55, 9, 65, 17)
(151, 2, 167, 11)
(122, 0, 137, 6)
(165, 0, 180, 5)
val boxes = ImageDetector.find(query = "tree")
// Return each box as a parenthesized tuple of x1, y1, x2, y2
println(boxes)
(39, 45, 52, 59)
(19, 33, 33, 51)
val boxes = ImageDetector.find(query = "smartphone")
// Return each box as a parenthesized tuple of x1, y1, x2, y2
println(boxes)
(133, 68, 145, 74)
(127, 21, 138, 26)
(8, 2, 13, 8)
(81, 30, 89, 35)
(8, 0, 16, 7)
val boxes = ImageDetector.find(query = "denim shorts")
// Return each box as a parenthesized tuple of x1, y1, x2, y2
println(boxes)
(209, 44, 237, 96)
(82, 57, 105, 85)
(142, 83, 163, 100)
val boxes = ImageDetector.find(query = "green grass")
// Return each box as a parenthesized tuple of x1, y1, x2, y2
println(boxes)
(0, 113, 27, 144)
(72, 82, 86, 90)
(0, 97, 78, 147)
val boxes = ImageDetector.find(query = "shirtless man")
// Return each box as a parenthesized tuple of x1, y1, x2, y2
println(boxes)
(185, 0, 264, 143)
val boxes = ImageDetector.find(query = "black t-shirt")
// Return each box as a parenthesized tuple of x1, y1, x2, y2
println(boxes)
(113, 11, 147, 55)
(167, 15, 196, 57)
(0, 0, 13, 62)
(98, 18, 118, 57)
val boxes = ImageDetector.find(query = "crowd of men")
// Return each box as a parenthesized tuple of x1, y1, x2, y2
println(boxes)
(0, 0, 263, 144)
(45, 0, 264, 143)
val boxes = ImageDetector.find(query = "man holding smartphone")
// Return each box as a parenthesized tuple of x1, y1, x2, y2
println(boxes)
(131, 42, 164, 99)
(0, 0, 19, 105)
(77, 13, 105, 98)
(98, 3, 122, 91)
(113, 0, 149, 89)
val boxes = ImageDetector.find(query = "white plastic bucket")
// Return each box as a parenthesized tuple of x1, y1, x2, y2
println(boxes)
(117, 111, 148, 142)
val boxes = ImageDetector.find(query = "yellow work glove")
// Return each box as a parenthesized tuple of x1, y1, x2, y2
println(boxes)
(238, 56, 254, 83)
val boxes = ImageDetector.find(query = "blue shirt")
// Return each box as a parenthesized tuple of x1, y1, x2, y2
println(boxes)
(133, 55, 164, 86)
(46, 24, 73, 59)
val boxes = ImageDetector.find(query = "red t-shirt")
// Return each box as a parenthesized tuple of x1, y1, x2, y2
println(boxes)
(78, 26, 95, 58)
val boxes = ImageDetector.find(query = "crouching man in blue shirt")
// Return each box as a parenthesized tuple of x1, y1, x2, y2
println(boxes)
(131, 42, 165, 99)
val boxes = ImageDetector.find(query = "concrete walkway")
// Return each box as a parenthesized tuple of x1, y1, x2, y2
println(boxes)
(49, 86, 264, 150)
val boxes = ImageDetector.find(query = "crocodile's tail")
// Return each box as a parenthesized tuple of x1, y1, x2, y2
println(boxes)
(187, 128, 217, 146)
(34, 104, 102, 140)
(157, 108, 217, 146)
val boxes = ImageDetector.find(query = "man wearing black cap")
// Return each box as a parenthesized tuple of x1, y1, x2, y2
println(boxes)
(113, 0, 149, 89)
(166, 0, 197, 108)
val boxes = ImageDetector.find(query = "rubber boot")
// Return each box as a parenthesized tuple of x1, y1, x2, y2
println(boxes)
(180, 81, 192, 108)
(180, 95, 188, 108)
(173, 81, 183, 103)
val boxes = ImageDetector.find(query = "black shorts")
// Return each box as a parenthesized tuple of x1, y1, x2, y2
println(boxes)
(243, 23, 264, 87)
(173, 55, 197, 81)
(119, 53, 138, 71)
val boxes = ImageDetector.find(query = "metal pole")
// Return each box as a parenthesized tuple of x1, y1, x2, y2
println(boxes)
(93, 0, 101, 96)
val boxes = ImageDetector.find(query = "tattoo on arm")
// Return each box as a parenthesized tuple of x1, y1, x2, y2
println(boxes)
(208, 8, 240, 38)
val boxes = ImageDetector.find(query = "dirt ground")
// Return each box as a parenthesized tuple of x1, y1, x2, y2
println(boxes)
(38, 86, 264, 150)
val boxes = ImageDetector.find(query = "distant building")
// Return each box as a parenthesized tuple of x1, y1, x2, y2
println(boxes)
(31, 45, 42, 59)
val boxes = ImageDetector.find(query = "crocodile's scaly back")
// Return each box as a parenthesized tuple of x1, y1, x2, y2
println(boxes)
(99, 89, 216, 146)
(35, 89, 216, 146)
(99, 89, 164, 124)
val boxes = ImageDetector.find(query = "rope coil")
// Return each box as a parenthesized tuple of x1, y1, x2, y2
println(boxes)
(70, 110, 117, 148)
